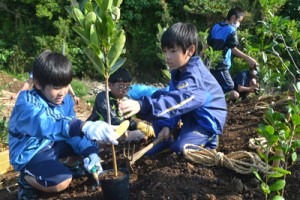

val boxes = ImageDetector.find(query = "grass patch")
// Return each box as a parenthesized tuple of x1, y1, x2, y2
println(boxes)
(70, 78, 90, 98)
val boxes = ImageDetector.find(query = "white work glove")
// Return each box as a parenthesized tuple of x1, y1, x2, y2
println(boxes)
(82, 121, 119, 145)
(83, 153, 103, 175)
(125, 130, 146, 143)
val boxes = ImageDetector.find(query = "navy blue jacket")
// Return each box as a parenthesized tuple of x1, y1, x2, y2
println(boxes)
(137, 56, 227, 136)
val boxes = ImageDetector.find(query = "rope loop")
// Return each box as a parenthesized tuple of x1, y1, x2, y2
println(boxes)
(183, 144, 271, 174)
(215, 152, 224, 166)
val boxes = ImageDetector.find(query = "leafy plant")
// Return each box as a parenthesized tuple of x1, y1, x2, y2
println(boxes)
(67, 0, 126, 177)
(252, 1, 300, 198)
(255, 91, 300, 199)
(250, 0, 300, 94)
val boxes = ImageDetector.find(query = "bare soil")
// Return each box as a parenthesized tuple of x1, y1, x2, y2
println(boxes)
(0, 71, 299, 200)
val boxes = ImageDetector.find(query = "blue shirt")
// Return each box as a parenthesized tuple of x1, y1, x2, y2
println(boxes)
(9, 89, 97, 171)
(207, 22, 239, 70)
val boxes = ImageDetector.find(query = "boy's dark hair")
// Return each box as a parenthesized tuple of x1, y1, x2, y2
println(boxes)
(32, 50, 73, 89)
(109, 68, 132, 83)
(226, 7, 244, 20)
(161, 22, 198, 56)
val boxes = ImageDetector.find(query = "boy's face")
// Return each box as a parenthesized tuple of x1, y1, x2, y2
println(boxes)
(35, 81, 69, 105)
(163, 45, 195, 70)
(231, 15, 244, 28)
(109, 81, 131, 99)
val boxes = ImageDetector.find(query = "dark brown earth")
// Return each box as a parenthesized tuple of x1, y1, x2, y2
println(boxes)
(0, 71, 299, 200)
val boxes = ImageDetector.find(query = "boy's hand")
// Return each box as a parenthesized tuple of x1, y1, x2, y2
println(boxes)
(73, 95, 80, 105)
(82, 121, 119, 145)
(83, 153, 103, 174)
(118, 99, 141, 119)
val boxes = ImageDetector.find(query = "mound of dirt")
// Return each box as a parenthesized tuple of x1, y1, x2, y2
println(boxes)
(0, 71, 299, 200)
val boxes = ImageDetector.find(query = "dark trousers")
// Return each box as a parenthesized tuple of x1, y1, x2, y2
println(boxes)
(210, 69, 234, 93)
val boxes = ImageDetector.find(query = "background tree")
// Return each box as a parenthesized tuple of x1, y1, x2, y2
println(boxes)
(0, 0, 299, 86)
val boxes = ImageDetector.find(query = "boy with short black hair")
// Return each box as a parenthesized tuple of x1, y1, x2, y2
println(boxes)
(119, 22, 227, 155)
(88, 68, 133, 124)
(87, 68, 155, 142)
(9, 50, 118, 200)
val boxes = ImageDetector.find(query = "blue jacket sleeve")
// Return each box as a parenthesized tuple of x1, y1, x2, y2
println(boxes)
(138, 64, 207, 122)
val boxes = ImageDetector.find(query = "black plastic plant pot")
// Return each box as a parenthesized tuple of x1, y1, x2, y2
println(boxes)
(99, 168, 130, 200)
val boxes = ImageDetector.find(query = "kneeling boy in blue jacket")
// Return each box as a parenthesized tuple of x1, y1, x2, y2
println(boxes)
(119, 22, 227, 155)
(9, 50, 119, 200)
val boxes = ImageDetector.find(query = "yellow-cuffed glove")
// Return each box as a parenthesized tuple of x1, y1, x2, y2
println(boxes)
(137, 121, 155, 138)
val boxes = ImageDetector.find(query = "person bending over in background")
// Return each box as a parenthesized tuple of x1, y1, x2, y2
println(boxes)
(119, 22, 227, 156)
(9, 50, 119, 200)
(233, 67, 259, 100)
(87, 68, 155, 142)
(201, 7, 258, 100)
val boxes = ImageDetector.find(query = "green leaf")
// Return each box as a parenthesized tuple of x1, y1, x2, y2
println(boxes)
(72, 8, 85, 27)
(262, 51, 268, 63)
(253, 170, 263, 182)
(292, 139, 300, 148)
(96, 17, 108, 45)
(261, 182, 270, 194)
(95, 0, 103, 8)
(106, 14, 115, 37)
(260, 0, 268, 7)
(109, 57, 126, 75)
(85, 12, 97, 31)
(89, 43, 101, 56)
(64, 6, 73, 15)
(72, 26, 89, 44)
(292, 114, 300, 125)
(90, 24, 100, 47)
(112, 7, 120, 20)
(269, 179, 285, 191)
(113, 0, 123, 7)
(162, 69, 171, 81)
(265, 135, 279, 146)
(268, 172, 284, 178)
(272, 167, 291, 175)
(84, 1, 93, 12)
(291, 152, 297, 162)
(84, 48, 105, 75)
(272, 195, 285, 200)
(106, 30, 126, 68)
(111, 55, 125, 70)
(101, 0, 113, 16)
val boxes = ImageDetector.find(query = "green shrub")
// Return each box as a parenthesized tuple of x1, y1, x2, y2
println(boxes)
(70, 79, 89, 98)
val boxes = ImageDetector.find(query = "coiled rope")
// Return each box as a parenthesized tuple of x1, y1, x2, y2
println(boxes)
(183, 144, 271, 174)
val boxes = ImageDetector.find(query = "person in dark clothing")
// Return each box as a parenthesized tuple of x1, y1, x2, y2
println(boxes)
(87, 68, 155, 142)
(234, 68, 259, 100)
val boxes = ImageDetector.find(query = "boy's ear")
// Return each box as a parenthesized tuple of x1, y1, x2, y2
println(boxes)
(187, 45, 196, 56)
(33, 80, 42, 90)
